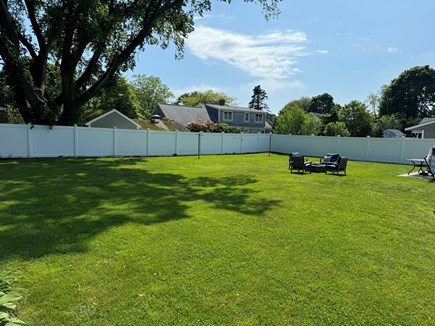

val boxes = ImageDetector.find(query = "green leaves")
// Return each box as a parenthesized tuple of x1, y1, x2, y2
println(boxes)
(379, 65, 435, 119)
(0, 274, 25, 325)
(1, 0, 281, 125)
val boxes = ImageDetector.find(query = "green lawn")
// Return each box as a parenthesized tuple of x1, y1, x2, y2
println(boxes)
(0, 154, 434, 325)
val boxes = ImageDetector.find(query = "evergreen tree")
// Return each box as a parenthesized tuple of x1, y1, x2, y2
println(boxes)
(249, 85, 269, 111)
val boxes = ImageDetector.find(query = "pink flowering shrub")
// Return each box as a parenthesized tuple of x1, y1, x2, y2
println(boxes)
(186, 120, 241, 133)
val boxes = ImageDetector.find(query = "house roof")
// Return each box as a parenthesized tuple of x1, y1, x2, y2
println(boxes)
(156, 104, 211, 125)
(405, 117, 435, 131)
(383, 129, 405, 136)
(85, 109, 141, 129)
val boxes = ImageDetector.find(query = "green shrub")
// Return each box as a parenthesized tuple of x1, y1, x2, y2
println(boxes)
(0, 273, 25, 325)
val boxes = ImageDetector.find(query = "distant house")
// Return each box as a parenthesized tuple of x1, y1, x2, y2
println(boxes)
(154, 101, 272, 133)
(383, 129, 405, 138)
(405, 118, 435, 139)
(85, 109, 141, 130)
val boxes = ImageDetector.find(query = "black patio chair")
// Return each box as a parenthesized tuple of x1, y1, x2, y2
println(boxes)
(325, 156, 348, 175)
(289, 155, 312, 174)
(322, 153, 340, 164)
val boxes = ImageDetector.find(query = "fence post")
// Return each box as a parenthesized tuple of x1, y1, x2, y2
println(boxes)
(74, 124, 78, 157)
(366, 136, 370, 161)
(146, 129, 150, 156)
(112, 127, 117, 157)
(288, 134, 292, 154)
(311, 134, 315, 157)
(175, 130, 178, 156)
(257, 132, 261, 152)
(221, 132, 225, 155)
(400, 136, 406, 163)
(198, 132, 202, 159)
(240, 132, 243, 154)
(26, 123, 32, 158)
(337, 135, 341, 154)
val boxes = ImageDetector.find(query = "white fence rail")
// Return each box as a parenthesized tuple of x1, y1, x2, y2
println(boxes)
(1, 123, 434, 164)
(0, 124, 269, 158)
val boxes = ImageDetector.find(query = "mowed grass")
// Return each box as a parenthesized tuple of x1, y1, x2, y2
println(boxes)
(0, 154, 434, 325)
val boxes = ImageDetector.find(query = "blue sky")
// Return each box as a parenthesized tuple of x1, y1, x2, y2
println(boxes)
(130, 0, 435, 114)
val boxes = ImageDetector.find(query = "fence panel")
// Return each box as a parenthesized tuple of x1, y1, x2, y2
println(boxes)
(270, 134, 288, 153)
(289, 135, 314, 155)
(368, 138, 403, 163)
(116, 129, 147, 156)
(0, 124, 28, 158)
(77, 127, 114, 157)
(312, 136, 341, 157)
(200, 133, 224, 155)
(241, 134, 263, 153)
(336, 137, 367, 161)
(176, 132, 198, 155)
(223, 134, 242, 154)
(148, 131, 177, 156)
(31, 125, 75, 157)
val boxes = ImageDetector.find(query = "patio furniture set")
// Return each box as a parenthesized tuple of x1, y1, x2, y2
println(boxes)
(289, 153, 348, 175)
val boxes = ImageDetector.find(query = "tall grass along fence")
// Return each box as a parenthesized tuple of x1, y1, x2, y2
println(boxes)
(1, 123, 434, 164)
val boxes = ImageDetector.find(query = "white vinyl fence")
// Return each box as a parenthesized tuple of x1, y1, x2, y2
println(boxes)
(271, 134, 435, 164)
(0, 124, 270, 158)
(1, 123, 434, 164)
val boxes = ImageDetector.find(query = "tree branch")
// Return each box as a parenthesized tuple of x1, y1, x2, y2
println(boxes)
(79, 0, 183, 105)
(24, 0, 46, 50)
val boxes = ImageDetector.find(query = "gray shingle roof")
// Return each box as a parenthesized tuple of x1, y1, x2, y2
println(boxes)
(419, 117, 435, 125)
(156, 104, 211, 125)
(405, 117, 435, 131)
(384, 129, 405, 136)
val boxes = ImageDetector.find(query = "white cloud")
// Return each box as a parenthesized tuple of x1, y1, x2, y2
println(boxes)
(387, 47, 399, 53)
(186, 26, 318, 80)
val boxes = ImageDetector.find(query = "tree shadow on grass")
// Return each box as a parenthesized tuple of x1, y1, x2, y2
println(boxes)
(0, 158, 280, 261)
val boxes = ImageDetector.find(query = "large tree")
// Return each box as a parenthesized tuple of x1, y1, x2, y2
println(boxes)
(0, 0, 280, 125)
(175, 90, 237, 107)
(273, 103, 321, 135)
(379, 66, 435, 119)
(248, 85, 269, 111)
(308, 93, 335, 114)
(286, 96, 311, 112)
(323, 121, 350, 137)
(338, 100, 373, 137)
(132, 74, 174, 119)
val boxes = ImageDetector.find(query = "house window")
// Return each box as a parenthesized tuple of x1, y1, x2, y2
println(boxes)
(223, 111, 233, 121)
(244, 113, 250, 122)
(254, 113, 263, 123)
